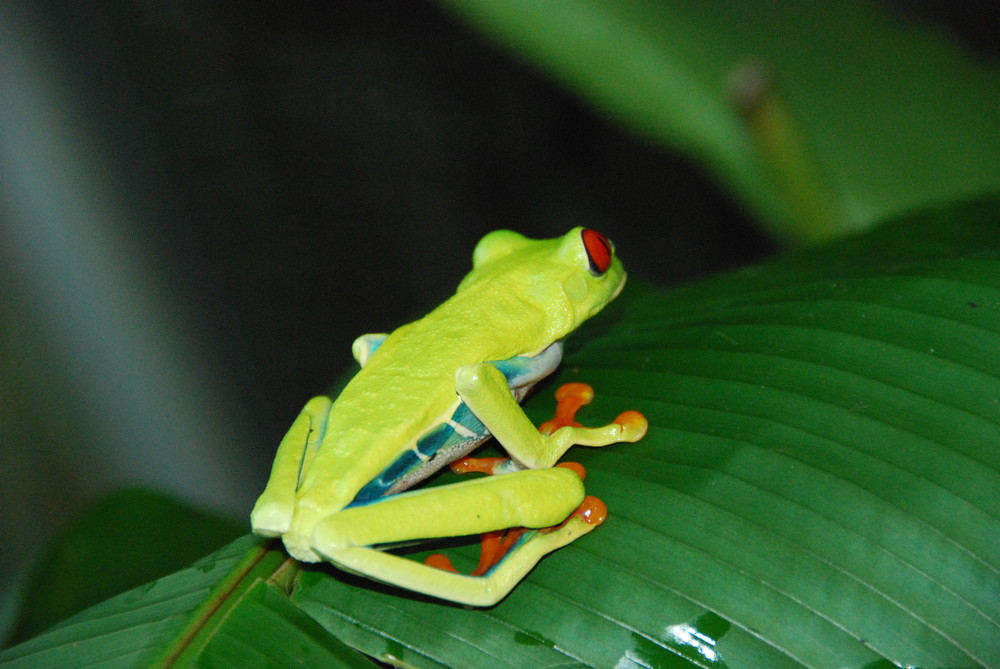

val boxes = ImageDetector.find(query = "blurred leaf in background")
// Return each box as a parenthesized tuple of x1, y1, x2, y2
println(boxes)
(434, 0, 1000, 241)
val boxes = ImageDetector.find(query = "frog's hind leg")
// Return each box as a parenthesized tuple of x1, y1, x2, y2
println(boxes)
(440, 381, 639, 579)
(423, 493, 607, 593)
(428, 460, 598, 576)
(309, 467, 596, 607)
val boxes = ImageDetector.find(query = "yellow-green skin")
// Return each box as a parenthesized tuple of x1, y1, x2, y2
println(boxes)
(251, 227, 645, 606)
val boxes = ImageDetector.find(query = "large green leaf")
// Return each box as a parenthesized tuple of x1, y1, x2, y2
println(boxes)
(432, 1, 1000, 242)
(2, 199, 997, 667)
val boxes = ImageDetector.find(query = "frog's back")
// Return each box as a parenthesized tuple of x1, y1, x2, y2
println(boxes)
(342, 284, 549, 427)
(305, 290, 550, 506)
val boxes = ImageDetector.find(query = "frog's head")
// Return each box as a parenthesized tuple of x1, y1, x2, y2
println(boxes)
(458, 227, 627, 340)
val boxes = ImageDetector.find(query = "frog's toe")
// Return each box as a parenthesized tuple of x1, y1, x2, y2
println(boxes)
(615, 410, 649, 442)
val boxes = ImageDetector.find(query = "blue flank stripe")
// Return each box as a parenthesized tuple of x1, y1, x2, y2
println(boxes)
(349, 403, 487, 506)
(346, 346, 559, 507)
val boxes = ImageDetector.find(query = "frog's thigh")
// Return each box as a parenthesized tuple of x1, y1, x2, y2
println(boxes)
(251, 395, 332, 536)
(455, 363, 630, 469)
(310, 467, 585, 606)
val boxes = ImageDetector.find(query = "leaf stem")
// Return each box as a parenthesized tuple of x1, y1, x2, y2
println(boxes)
(152, 538, 285, 668)
(730, 61, 850, 243)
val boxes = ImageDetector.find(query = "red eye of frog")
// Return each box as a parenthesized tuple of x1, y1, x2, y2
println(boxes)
(581, 229, 613, 275)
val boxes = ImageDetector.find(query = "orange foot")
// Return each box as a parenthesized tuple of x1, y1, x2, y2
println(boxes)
(540, 381, 646, 439)
(539, 382, 593, 434)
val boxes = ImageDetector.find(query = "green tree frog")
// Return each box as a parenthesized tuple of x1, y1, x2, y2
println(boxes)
(251, 227, 647, 606)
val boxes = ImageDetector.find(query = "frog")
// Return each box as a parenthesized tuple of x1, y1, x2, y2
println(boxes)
(251, 227, 647, 606)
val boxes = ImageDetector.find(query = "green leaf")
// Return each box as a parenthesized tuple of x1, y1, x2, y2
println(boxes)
(0, 536, 375, 668)
(0, 536, 266, 667)
(432, 1, 1000, 242)
(5, 488, 244, 646)
(2, 197, 997, 668)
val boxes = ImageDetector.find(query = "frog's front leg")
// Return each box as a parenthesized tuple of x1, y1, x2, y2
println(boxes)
(309, 466, 600, 606)
(454, 363, 647, 469)
(351, 333, 387, 367)
(251, 395, 332, 537)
